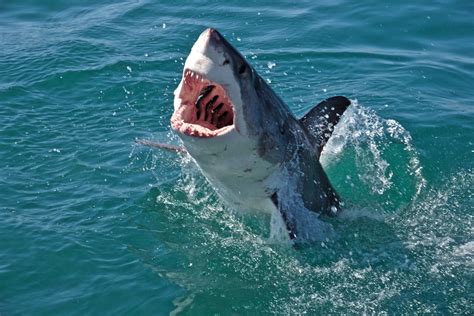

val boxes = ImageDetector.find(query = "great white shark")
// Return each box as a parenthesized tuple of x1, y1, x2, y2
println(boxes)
(168, 28, 350, 242)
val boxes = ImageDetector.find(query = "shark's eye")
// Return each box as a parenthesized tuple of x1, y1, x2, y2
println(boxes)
(223, 59, 230, 65)
(238, 64, 246, 74)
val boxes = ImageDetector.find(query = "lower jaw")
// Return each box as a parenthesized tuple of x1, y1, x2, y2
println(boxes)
(174, 123, 235, 139)
(171, 113, 235, 139)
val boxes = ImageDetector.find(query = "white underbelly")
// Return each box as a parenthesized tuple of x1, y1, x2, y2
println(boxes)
(195, 152, 278, 214)
(203, 170, 274, 213)
(181, 129, 278, 213)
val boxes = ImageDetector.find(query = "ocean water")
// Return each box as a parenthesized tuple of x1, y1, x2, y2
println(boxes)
(1, 0, 473, 314)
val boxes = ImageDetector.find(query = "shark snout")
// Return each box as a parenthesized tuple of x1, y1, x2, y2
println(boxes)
(191, 28, 224, 59)
(198, 28, 223, 49)
(201, 28, 221, 42)
(192, 28, 246, 71)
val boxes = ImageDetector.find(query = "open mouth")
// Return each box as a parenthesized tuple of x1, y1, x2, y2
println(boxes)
(171, 69, 235, 138)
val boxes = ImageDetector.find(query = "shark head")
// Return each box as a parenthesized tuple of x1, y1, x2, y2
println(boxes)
(172, 28, 289, 147)
(172, 28, 249, 140)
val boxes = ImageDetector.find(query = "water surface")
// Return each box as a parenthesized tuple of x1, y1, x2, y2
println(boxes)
(1, 0, 473, 314)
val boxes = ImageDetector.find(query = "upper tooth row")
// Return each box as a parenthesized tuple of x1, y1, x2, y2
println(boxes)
(184, 70, 205, 82)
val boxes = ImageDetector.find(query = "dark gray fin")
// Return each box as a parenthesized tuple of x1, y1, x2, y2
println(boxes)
(135, 139, 186, 153)
(299, 96, 350, 158)
(271, 193, 297, 240)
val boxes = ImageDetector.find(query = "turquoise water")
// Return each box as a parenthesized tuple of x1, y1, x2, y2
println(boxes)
(1, 0, 473, 314)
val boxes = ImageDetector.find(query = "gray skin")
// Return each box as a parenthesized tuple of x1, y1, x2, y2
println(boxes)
(202, 29, 349, 239)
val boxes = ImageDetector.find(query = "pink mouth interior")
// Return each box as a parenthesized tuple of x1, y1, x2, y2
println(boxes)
(171, 69, 235, 138)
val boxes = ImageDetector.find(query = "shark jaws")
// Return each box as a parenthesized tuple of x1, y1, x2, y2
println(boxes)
(169, 28, 350, 243)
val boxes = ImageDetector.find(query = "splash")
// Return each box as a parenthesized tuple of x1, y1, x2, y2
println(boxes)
(321, 101, 426, 211)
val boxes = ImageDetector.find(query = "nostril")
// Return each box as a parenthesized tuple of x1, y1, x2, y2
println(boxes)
(239, 64, 246, 74)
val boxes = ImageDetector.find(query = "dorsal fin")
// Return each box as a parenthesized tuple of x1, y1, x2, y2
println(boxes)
(299, 96, 350, 158)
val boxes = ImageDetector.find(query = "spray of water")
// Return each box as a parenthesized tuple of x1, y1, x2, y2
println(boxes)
(321, 100, 426, 211)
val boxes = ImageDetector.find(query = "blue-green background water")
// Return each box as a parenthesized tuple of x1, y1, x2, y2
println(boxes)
(1, 0, 473, 314)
